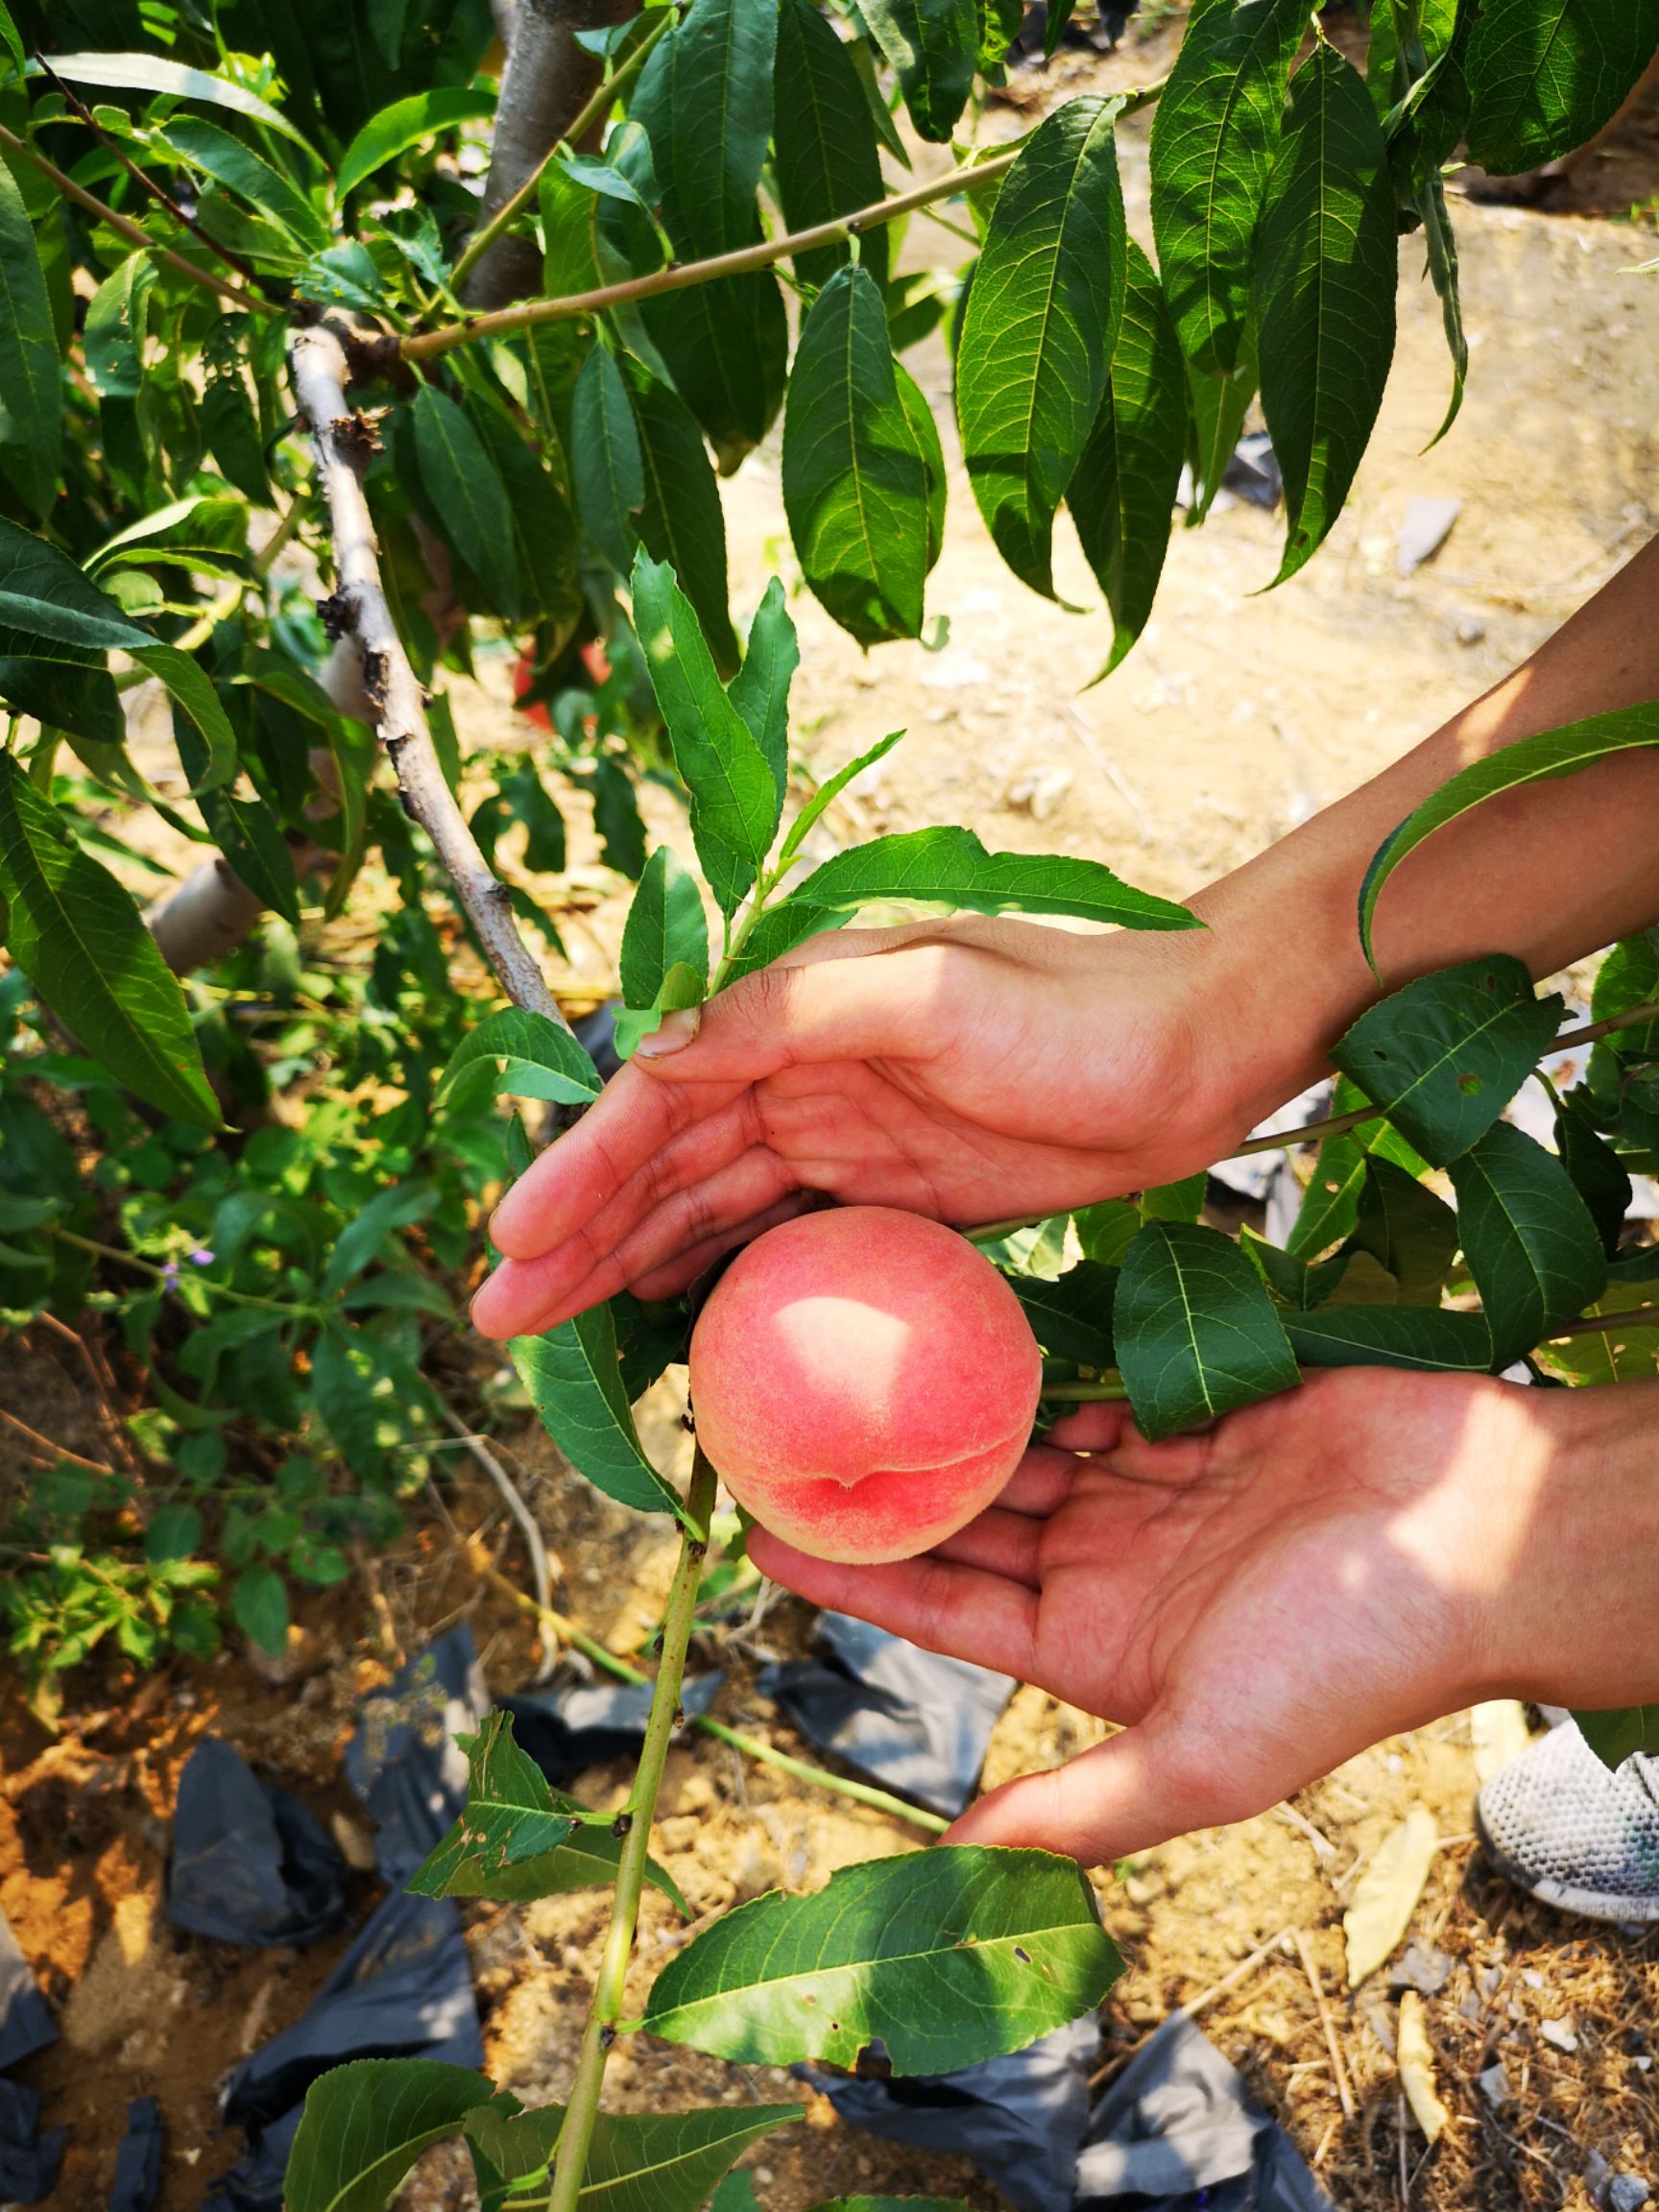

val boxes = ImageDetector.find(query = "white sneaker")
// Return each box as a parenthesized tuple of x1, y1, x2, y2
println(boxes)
(1476, 1720, 1659, 1924)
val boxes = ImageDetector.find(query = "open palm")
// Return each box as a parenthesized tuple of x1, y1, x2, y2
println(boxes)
(747, 1368, 1537, 1863)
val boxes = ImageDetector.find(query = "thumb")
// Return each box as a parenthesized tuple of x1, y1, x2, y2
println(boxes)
(946, 1711, 1250, 1866)
(635, 933, 941, 1080)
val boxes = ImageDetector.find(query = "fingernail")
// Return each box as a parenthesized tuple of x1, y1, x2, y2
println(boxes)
(636, 1005, 701, 1057)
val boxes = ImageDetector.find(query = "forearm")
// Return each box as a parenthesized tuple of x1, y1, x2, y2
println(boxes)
(1186, 536, 1659, 1127)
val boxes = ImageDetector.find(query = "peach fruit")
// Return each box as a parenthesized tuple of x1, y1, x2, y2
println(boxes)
(687, 1206, 1043, 1565)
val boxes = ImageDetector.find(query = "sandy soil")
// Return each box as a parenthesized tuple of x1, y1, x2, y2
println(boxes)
(6, 15, 1659, 2209)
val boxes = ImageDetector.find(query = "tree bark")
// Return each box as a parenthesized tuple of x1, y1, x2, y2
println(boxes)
(463, 0, 638, 310)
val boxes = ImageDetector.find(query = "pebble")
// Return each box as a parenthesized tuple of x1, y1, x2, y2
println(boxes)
(1540, 2016, 1579, 2054)
(1609, 2180, 1651, 2212)
(1478, 2061, 1510, 2106)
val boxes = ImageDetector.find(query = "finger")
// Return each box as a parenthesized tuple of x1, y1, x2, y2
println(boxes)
(1046, 1403, 1137, 1453)
(994, 1445, 1079, 1517)
(628, 1194, 814, 1301)
(946, 1711, 1249, 1865)
(489, 1065, 746, 1260)
(931, 1505, 1044, 1588)
(745, 1530, 1039, 1680)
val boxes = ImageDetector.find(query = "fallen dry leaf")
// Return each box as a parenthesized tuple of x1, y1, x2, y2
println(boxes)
(1469, 1700, 1531, 1785)
(1398, 1990, 1451, 2142)
(1345, 1807, 1438, 1986)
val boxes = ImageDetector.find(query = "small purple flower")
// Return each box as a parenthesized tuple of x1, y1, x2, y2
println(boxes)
(189, 1247, 215, 1267)
(160, 1259, 180, 1290)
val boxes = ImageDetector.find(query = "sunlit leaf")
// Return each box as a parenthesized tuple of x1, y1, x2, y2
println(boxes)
(513, 1307, 685, 1517)
(1115, 1220, 1299, 1440)
(285, 2059, 494, 2212)
(1450, 1120, 1608, 1366)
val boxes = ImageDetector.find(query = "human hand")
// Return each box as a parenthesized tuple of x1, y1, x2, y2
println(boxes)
(473, 913, 1266, 1338)
(747, 1367, 1581, 1864)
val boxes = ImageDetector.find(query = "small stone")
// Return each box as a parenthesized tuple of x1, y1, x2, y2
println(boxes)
(1455, 617, 1487, 647)
(1609, 2177, 1651, 2212)
(1479, 2061, 1511, 2106)
(329, 1812, 378, 1872)
(1540, 2016, 1579, 2054)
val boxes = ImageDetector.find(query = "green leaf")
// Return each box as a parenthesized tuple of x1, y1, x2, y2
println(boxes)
(338, 86, 497, 196)
(1282, 1305, 1492, 1372)
(469, 400, 580, 630)
(1349, 1156, 1458, 1306)
(285, 2058, 495, 2212)
(232, 1563, 289, 1656)
(1239, 1224, 1349, 1309)
(728, 578, 797, 795)
(1465, 0, 1659, 176)
(783, 265, 946, 646)
(1184, 339, 1257, 527)
(1536, 1270, 1659, 1385)
(620, 844, 709, 1011)
(723, 826, 1196, 979)
(626, 0, 787, 469)
(1414, 173, 1466, 448)
(572, 347, 644, 575)
(1255, 41, 1398, 587)
(1358, 706, 1659, 963)
(541, 159, 605, 299)
(408, 1709, 592, 1896)
(1115, 1220, 1300, 1441)
(1331, 957, 1564, 1167)
(513, 1308, 685, 1518)
(0, 757, 219, 1128)
(774, 0, 888, 290)
(201, 319, 273, 503)
(0, 157, 60, 518)
(642, 1845, 1120, 2070)
(1013, 1261, 1117, 1367)
(955, 97, 1126, 600)
(1554, 1094, 1631, 1260)
(1148, 0, 1308, 375)
(1070, 240, 1188, 677)
(322, 1180, 439, 1296)
(146, 1503, 204, 1562)
(778, 728, 905, 868)
(40, 50, 318, 148)
(631, 548, 781, 915)
(412, 384, 519, 616)
(437, 1008, 601, 1110)
(628, 362, 740, 676)
(160, 118, 330, 250)
(854, 0, 978, 141)
(465, 2101, 799, 2212)
(1575, 1704, 1659, 1771)
(1449, 1120, 1608, 1366)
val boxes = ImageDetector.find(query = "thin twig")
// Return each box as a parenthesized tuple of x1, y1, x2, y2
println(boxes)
(1294, 1930, 1358, 2122)
(1088, 1927, 1294, 2088)
(403, 73, 1168, 361)
(1547, 1300, 1659, 1341)
(0, 1406, 113, 1478)
(0, 120, 260, 309)
(286, 324, 575, 1030)
(34, 57, 268, 292)
(449, 11, 671, 296)
(436, 1396, 559, 1684)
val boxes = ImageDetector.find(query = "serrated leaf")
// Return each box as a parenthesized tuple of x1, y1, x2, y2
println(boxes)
(620, 845, 709, 1010)
(1149, 0, 1308, 375)
(631, 549, 780, 914)
(1575, 1704, 1659, 1772)
(728, 579, 797, 794)
(573, 347, 644, 575)
(40, 49, 318, 147)
(778, 728, 905, 868)
(337, 86, 496, 197)
(854, 0, 978, 141)
(643, 1845, 1120, 2071)
(1465, 0, 1659, 176)
(1450, 1120, 1608, 1366)
(1255, 41, 1397, 588)
(465, 2101, 799, 2212)
(438, 1008, 601, 1110)
(1013, 1261, 1117, 1367)
(408, 1709, 592, 1896)
(1115, 1219, 1299, 1440)
(956, 97, 1126, 600)
(1240, 1224, 1350, 1309)
(1332, 957, 1563, 1168)
(724, 826, 1196, 980)
(0, 158, 60, 518)
(0, 757, 219, 1128)
(775, 0, 889, 291)
(513, 1308, 685, 1517)
(1349, 1155, 1458, 1306)
(1414, 173, 1466, 448)
(541, 158, 605, 299)
(412, 384, 519, 616)
(285, 2058, 495, 2212)
(1184, 340, 1257, 527)
(626, 0, 787, 468)
(1359, 706, 1659, 962)
(783, 265, 945, 646)
(628, 361, 740, 676)
(1070, 240, 1188, 677)
(161, 118, 330, 250)
(1344, 1807, 1437, 1985)
(1283, 1305, 1491, 1372)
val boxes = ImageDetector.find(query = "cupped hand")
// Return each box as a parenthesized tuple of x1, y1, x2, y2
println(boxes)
(747, 1367, 1557, 1865)
(473, 913, 1250, 1339)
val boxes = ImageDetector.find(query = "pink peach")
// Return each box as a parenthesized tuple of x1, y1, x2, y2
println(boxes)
(687, 1207, 1042, 1565)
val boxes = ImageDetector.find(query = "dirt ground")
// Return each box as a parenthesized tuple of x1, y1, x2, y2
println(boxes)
(6, 13, 1659, 2210)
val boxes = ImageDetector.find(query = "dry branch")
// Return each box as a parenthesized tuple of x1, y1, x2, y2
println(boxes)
(287, 323, 573, 1032)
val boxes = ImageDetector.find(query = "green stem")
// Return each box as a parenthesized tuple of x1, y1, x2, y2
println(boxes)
(546, 1447, 719, 2212)
(403, 76, 1166, 362)
(448, 12, 674, 296)
(1039, 1379, 1130, 1401)
(49, 1227, 321, 1319)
